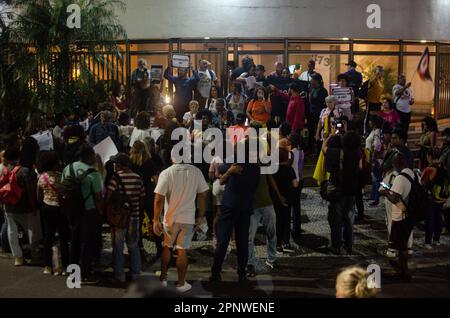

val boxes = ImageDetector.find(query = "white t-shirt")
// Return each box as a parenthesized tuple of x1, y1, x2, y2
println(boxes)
(129, 127, 151, 147)
(154, 164, 210, 226)
(392, 84, 413, 113)
(299, 71, 314, 82)
(197, 69, 217, 98)
(183, 111, 197, 123)
(390, 168, 417, 221)
(291, 148, 301, 181)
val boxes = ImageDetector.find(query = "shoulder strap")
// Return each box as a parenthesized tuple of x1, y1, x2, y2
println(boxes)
(400, 172, 415, 186)
(79, 168, 97, 180)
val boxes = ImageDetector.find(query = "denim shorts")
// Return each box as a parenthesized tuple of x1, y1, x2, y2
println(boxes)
(163, 223, 194, 250)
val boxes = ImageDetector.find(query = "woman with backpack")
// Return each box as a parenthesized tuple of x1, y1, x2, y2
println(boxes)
(421, 147, 449, 249)
(36, 151, 70, 275)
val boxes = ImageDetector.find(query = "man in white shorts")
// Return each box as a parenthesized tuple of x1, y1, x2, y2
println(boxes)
(153, 151, 209, 293)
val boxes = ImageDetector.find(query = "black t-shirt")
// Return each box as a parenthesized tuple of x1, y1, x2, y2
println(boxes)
(325, 147, 360, 196)
(273, 165, 297, 202)
(219, 163, 260, 211)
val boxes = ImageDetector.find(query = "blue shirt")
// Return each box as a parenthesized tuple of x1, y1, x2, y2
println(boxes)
(164, 68, 199, 109)
(219, 163, 260, 211)
(88, 122, 119, 146)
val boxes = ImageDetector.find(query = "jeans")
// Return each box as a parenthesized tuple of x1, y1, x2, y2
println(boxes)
(291, 183, 302, 236)
(328, 196, 355, 250)
(41, 204, 70, 268)
(274, 200, 291, 246)
(70, 209, 100, 278)
(5, 211, 42, 258)
(112, 218, 141, 282)
(248, 205, 277, 266)
(212, 206, 251, 278)
(425, 201, 444, 244)
(0, 212, 10, 253)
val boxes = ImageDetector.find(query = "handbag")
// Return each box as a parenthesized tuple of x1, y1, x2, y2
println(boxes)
(106, 174, 132, 229)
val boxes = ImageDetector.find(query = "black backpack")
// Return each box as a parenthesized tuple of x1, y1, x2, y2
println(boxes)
(59, 164, 97, 228)
(400, 172, 430, 223)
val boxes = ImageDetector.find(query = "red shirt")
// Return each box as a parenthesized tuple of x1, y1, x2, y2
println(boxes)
(273, 88, 305, 132)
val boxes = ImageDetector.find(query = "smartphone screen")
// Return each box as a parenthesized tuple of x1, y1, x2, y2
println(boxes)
(381, 182, 390, 189)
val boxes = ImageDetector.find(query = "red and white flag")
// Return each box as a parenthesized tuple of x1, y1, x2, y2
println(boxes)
(417, 47, 433, 82)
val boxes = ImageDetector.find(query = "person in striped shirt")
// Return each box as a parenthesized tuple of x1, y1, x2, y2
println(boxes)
(106, 153, 145, 283)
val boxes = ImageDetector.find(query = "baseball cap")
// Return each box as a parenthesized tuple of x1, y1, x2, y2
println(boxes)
(346, 60, 357, 67)
(110, 153, 131, 167)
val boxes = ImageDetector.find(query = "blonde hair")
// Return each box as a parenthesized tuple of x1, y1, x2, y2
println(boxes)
(162, 104, 176, 118)
(189, 100, 199, 108)
(129, 140, 151, 166)
(336, 266, 378, 298)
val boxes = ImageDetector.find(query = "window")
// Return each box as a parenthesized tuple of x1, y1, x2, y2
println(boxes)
(288, 54, 348, 91)
(354, 43, 400, 52)
(181, 42, 225, 51)
(237, 43, 284, 51)
(354, 55, 399, 96)
(404, 44, 436, 53)
(288, 43, 349, 52)
(403, 55, 435, 113)
(129, 43, 169, 51)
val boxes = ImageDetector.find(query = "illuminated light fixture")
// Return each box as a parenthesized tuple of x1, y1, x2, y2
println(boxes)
(431, 107, 435, 117)
(165, 95, 171, 104)
(342, 37, 350, 41)
(421, 40, 427, 43)
(204, 37, 210, 40)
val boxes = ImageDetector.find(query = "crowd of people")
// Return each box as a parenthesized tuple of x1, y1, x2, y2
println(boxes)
(0, 55, 449, 294)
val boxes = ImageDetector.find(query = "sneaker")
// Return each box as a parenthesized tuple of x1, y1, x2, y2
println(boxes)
(265, 260, 278, 270)
(14, 257, 24, 266)
(386, 249, 397, 258)
(43, 266, 52, 275)
(160, 279, 168, 288)
(433, 240, 441, 246)
(282, 244, 295, 254)
(424, 244, 433, 250)
(176, 282, 192, 293)
(276, 246, 284, 254)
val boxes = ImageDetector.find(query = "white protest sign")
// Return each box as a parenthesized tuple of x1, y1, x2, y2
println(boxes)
(79, 119, 89, 132)
(32, 131, 54, 151)
(332, 87, 352, 109)
(245, 76, 257, 90)
(150, 65, 163, 81)
(172, 54, 190, 69)
(93, 137, 118, 164)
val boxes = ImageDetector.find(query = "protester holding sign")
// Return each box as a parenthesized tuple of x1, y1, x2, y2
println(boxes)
(333, 74, 355, 120)
(164, 60, 200, 121)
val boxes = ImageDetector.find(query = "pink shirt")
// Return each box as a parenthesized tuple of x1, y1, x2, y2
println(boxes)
(380, 110, 400, 129)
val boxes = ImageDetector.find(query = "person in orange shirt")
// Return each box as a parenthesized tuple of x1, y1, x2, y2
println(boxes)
(246, 87, 271, 126)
